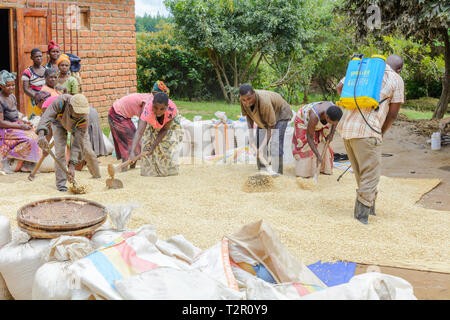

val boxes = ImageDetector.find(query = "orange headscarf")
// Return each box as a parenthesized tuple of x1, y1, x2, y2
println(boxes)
(56, 54, 71, 66)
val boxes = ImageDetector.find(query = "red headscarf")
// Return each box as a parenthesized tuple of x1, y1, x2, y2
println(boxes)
(48, 40, 60, 52)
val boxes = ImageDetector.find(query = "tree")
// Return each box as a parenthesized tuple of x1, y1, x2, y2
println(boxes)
(338, 0, 450, 119)
(136, 22, 219, 100)
(165, 0, 307, 103)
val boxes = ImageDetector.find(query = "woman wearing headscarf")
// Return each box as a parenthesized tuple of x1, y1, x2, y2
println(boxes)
(0, 70, 41, 173)
(129, 92, 183, 177)
(22, 48, 46, 117)
(41, 68, 63, 97)
(46, 41, 61, 71)
(56, 54, 79, 95)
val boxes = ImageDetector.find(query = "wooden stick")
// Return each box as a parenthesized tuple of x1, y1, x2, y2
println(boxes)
(28, 141, 54, 181)
(314, 140, 330, 184)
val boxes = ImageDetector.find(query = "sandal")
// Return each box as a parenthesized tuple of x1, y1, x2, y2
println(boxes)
(58, 186, 68, 192)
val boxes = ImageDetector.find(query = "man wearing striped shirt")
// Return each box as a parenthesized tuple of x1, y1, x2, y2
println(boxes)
(336, 55, 405, 225)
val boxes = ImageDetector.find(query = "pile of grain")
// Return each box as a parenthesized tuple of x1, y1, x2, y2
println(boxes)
(69, 184, 88, 195)
(0, 159, 448, 273)
(243, 174, 275, 193)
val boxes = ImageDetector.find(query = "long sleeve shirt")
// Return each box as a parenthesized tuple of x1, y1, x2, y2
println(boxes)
(36, 94, 89, 164)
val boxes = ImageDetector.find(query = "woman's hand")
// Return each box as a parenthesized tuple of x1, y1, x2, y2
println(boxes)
(20, 123, 32, 131)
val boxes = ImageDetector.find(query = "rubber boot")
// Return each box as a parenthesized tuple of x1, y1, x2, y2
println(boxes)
(370, 203, 376, 216)
(354, 199, 370, 225)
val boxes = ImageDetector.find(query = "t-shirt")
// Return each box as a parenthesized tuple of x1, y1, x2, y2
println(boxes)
(0, 95, 18, 122)
(112, 93, 153, 119)
(21, 67, 46, 92)
(240, 90, 292, 129)
(42, 95, 58, 110)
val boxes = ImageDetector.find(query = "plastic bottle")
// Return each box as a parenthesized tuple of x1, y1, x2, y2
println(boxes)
(431, 132, 441, 151)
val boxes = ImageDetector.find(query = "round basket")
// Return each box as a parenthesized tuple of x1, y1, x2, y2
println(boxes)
(17, 197, 107, 232)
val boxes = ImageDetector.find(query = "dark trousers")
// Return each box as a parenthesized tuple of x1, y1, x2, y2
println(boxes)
(256, 120, 288, 172)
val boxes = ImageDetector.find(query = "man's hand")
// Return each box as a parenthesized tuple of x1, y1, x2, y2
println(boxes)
(38, 136, 49, 149)
(67, 163, 75, 183)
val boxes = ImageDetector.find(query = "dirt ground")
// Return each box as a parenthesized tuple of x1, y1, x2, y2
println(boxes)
(331, 119, 450, 300)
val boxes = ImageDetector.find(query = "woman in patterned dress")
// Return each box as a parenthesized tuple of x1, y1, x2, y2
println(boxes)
(0, 70, 41, 173)
(292, 101, 342, 178)
(129, 92, 183, 177)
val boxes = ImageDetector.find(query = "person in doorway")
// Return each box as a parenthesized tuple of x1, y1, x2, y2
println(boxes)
(239, 83, 292, 175)
(336, 54, 405, 225)
(41, 68, 63, 97)
(56, 54, 79, 95)
(22, 48, 46, 117)
(108, 92, 153, 170)
(46, 41, 61, 72)
(129, 92, 183, 177)
(292, 101, 343, 178)
(0, 70, 41, 173)
(35, 94, 101, 192)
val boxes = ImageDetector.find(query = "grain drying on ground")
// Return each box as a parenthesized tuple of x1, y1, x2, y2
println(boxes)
(0, 160, 448, 273)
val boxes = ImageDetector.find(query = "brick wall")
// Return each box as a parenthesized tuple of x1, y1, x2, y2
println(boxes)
(1, 0, 137, 124)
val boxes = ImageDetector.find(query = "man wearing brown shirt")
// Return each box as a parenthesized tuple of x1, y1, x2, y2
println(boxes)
(239, 84, 292, 174)
(36, 94, 100, 192)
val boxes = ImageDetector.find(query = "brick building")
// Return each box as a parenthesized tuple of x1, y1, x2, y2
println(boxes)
(0, 0, 137, 124)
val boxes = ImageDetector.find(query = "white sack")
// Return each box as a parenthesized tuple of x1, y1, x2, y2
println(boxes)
(0, 230, 50, 300)
(301, 272, 417, 300)
(115, 267, 244, 300)
(155, 234, 202, 264)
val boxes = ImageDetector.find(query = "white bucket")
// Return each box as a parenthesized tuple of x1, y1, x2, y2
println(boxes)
(431, 132, 441, 151)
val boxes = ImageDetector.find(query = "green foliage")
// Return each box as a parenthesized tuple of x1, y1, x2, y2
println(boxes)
(135, 13, 172, 33)
(136, 22, 220, 100)
(338, 0, 450, 119)
(165, 0, 308, 103)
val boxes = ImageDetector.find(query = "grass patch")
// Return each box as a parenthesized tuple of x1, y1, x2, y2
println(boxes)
(400, 109, 449, 120)
(403, 97, 441, 112)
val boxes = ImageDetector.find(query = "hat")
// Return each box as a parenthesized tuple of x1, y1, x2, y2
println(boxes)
(48, 40, 60, 52)
(66, 53, 82, 73)
(70, 94, 90, 115)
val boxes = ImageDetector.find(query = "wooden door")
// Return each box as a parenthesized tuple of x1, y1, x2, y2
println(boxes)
(16, 7, 52, 116)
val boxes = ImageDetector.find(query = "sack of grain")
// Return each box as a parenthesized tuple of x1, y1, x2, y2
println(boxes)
(210, 121, 235, 156)
(155, 234, 202, 265)
(0, 215, 12, 300)
(227, 220, 326, 288)
(0, 215, 11, 247)
(182, 120, 214, 160)
(283, 126, 295, 164)
(103, 133, 114, 155)
(107, 202, 140, 231)
(39, 144, 56, 173)
(301, 273, 417, 300)
(115, 267, 245, 300)
(0, 230, 51, 300)
(68, 229, 182, 300)
(190, 238, 240, 291)
(245, 277, 324, 300)
(32, 236, 95, 300)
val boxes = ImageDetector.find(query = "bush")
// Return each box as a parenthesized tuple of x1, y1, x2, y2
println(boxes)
(403, 97, 439, 112)
(136, 23, 222, 100)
